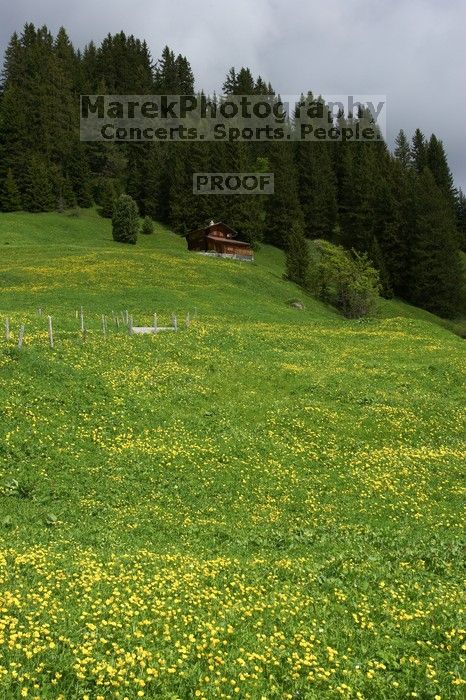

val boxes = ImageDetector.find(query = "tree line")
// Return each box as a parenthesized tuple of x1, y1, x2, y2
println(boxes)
(0, 24, 464, 318)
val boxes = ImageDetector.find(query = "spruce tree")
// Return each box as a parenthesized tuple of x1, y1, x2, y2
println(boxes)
(426, 134, 455, 206)
(296, 139, 337, 240)
(285, 221, 310, 287)
(410, 168, 463, 318)
(99, 179, 118, 218)
(22, 156, 54, 212)
(455, 188, 466, 251)
(265, 141, 303, 248)
(0, 169, 21, 211)
(394, 129, 411, 168)
(339, 144, 376, 253)
(385, 159, 415, 297)
(112, 194, 139, 244)
(411, 129, 428, 173)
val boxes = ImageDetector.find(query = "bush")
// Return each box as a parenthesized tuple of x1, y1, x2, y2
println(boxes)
(142, 216, 154, 235)
(112, 194, 139, 245)
(309, 239, 380, 318)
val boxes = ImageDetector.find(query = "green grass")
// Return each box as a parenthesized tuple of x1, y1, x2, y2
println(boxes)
(0, 209, 464, 699)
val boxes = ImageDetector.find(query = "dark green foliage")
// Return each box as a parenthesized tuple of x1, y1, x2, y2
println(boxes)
(154, 46, 194, 93)
(112, 194, 139, 244)
(0, 169, 21, 211)
(265, 142, 303, 248)
(455, 189, 466, 251)
(93, 32, 154, 92)
(309, 239, 380, 318)
(66, 144, 93, 208)
(224, 146, 266, 246)
(142, 215, 154, 235)
(409, 169, 463, 318)
(284, 221, 310, 287)
(338, 144, 377, 253)
(394, 129, 411, 168)
(411, 129, 428, 173)
(426, 134, 455, 206)
(98, 179, 118, 218)
(22, 156, 55, 212)
(296, 138, 337, 240)
(380, 160, 414, 297)
(0, 24, 92, 209)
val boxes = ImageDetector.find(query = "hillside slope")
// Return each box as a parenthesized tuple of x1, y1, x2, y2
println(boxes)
(0, 210, 464, 699)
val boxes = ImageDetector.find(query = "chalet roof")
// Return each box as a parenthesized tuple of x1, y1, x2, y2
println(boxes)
(185, 221, 239, 239)
(207, 235, 250, 247)
(206, 221, 238, 236)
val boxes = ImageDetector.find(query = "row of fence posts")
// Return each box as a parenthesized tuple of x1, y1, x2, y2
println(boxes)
(3, 307, 196, 349)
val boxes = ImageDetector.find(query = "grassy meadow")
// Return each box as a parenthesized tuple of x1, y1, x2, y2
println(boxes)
(0, 209, 464, 699)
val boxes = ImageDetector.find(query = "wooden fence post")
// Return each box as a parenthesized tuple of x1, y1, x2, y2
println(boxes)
(185, 312, 190, 328)
(153, 313, 157, 331)
(102, 315, 107, 337)
(172, 314, 178, 331)
(48, 315, 54, 348)
(5, 318, 10, 341)
(18, 325, 25, 349)
(128, 316, 133, 334)
(80, 306, 84, 332)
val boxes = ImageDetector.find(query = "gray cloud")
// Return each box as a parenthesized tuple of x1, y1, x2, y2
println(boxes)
(1, 0, 465, 190)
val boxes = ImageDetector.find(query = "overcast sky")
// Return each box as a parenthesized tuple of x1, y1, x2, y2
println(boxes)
(1, 0, 465, 190)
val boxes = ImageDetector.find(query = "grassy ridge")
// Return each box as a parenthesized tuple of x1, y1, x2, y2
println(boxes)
(0, 210, 464, 699)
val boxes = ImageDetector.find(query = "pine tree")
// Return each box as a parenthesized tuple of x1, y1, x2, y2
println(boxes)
(66, 143, 93, 208)
(176, 55, 194, 93)
(22, 156, 55, 212)
(411, 129, 428, 173)
(163, 143, 192, 232)
(455, 188, 466, 251)
(394, 129, 411, 168)
(426, 134, 455, 205)
(285, 221, 310, 287)
(265, 141, 303, 248)
(139, 144, 164, 220)
(410, 168, 463, 318)
(112, 194, 139, 244)
(222, 68, 238, 94)
(0, 169, 22, 211)
(384, 159, 415, 297)
(339, 144, 376, 253)
(154, 46, 193, 93)
(296, 138, 337, 240)
(98, 178, 119, 218)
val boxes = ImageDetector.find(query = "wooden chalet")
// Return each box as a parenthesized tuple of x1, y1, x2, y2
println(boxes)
(185, 221, 253, 261)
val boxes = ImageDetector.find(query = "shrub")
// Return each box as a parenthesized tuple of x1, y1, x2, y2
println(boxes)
(142, 215, 154, 235)
(112, 194, 139, 245)
(309, 239, 380, 318)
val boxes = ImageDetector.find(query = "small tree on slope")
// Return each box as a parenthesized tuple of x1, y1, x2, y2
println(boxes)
(285, 221, 310, 288)
(112, 194, 139, 245)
